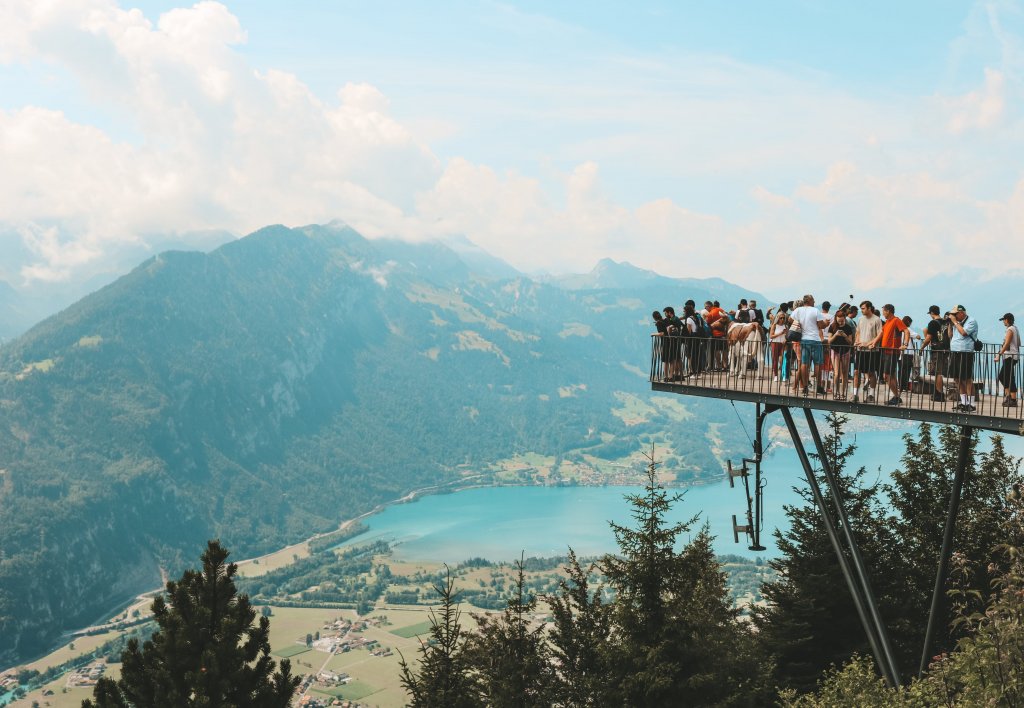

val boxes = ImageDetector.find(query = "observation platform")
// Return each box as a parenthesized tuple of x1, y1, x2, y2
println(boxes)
(649, 336, 1024, 436)
(647, 332, 1022, 686)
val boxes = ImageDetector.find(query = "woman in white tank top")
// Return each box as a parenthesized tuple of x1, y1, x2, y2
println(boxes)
(770, 305, 790, 380)
(997, 313, 1020, 407)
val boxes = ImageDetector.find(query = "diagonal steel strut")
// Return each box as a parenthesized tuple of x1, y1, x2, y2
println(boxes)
(802, 408, 902, 686)
(779, 406, 899, 688)
(919, 426, 974, 677)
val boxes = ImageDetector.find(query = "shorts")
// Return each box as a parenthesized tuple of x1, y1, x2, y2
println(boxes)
(801, 340, 823, 366)
(929, 350, 949, 377)
(949, 351, 976, 380)
(855, 349, 880, 374)
(880, 351, 900, 377)
(999, 357, 1019, 392)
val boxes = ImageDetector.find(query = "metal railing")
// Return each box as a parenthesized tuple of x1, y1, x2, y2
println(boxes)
(649, 333, 1023, 423)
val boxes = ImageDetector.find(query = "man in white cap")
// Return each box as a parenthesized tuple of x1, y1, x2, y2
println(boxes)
(948, 304, 979, 412)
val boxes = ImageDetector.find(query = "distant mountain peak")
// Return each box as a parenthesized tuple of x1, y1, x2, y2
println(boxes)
(589, 258, 660, 282)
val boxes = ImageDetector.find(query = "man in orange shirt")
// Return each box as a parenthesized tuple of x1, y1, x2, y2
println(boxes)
(874, 303, 910, 406)
(705, 300, 728, 370)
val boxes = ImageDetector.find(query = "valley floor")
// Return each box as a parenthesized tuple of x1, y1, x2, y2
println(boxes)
(4, 549, 772, 708)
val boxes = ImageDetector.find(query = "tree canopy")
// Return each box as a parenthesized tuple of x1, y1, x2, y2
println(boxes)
(82, 540, 299, 708)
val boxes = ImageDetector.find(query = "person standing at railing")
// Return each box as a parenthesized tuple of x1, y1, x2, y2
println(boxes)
(922, 305, 951, 402)
(819, 301, 834, 394)
(899, 316, 921, 393)
(996, 313, 1020, 408)
(852, 300, 882, 403)
(727, 311, 760, 377)
(749, 299, 765, 330)
(652, 310, 670, 381)
(705, 301, 728, 371)
(769, 303, 789, 382)
(828, 308, 855, 399)
(948, 304, 979, 413)
(843, 303, 858, 389)
(683, 303, 705, 378)
(662, 306, 685, 381)
(791, 294, 827, 396)
(877, 304, 910, 406)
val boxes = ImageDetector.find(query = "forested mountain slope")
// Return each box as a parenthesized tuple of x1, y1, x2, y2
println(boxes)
(0, 223, 762, 664)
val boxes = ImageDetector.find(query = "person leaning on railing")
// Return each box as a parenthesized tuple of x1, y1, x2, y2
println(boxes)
(996, 312, 1020, 408)
(948, 304, 979, 412)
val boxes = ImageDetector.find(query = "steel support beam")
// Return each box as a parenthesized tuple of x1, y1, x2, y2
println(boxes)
(919, 426, 974, 677)
(803, 408, 902, 686)
(779, 407, 898, 688)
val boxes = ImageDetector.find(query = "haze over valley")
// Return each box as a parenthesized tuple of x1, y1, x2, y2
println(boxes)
(0, 223, 765, 665)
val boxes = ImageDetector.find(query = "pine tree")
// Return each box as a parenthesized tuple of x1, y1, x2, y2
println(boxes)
(546, 549, 614, 707)
(781, 493, 1024, 707)
(465, 556, 555, 707)
(398, 565, 482, 708)
(887, 425, 1023, 665)
(82, 540, 299, 708)
(600, 451, 696, 705)
(601, 450, 767, 706)
(753, 412, 895, 693)
(673, 526, 769, 705)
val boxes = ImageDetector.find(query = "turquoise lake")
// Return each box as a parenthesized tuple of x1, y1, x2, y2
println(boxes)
(341, 424, 1024, 563)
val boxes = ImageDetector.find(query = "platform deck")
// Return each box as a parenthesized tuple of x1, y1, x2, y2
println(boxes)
(649, 336, 1023, 435)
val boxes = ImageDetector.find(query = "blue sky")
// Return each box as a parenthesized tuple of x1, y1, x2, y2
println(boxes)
(1, 1, 1022, 294)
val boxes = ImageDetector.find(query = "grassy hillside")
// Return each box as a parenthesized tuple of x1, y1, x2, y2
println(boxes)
(0, 224, 760, 664)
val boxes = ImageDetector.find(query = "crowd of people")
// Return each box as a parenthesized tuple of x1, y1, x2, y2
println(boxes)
(653, 296, 1021, 413)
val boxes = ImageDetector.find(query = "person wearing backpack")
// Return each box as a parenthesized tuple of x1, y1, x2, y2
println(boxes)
(948, 304, 979, 412)
(922, 305, 951, 402)
(662, 306, 685, 381)
(683, 303, 706, 378)
(996, 313, 1020, 408)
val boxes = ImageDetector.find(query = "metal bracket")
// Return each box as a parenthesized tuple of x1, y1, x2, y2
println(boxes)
(732, 514, 751, 544)
(726, 459, 749, 488)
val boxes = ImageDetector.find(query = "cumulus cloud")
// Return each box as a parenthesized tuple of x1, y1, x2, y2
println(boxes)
(944, 67, 1007, 133)
(0, 0, 439, 282)
(1, 0, 1023, 298)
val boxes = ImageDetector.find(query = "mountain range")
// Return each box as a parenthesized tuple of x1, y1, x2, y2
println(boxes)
(0, 223, 764, 665)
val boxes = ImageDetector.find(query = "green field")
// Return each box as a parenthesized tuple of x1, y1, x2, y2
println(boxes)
(390, 620, 434, 639)
(312, 679, 377, 700)
(271, 644, 310, 658)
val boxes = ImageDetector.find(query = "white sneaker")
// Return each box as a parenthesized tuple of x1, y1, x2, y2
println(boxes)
(773, 376, 779, 382)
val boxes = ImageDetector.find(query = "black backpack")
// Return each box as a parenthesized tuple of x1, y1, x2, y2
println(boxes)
(689, 314, 711, 338)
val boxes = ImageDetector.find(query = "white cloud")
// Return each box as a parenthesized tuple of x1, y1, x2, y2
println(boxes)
(0, 0, 440, 282)
(944, 67, 1006, 133)
(0, 0, 1023, 300)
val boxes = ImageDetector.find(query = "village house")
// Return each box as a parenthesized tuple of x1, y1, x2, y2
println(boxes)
(315, 669, 349, 686)
(66, 661, 106, 688)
